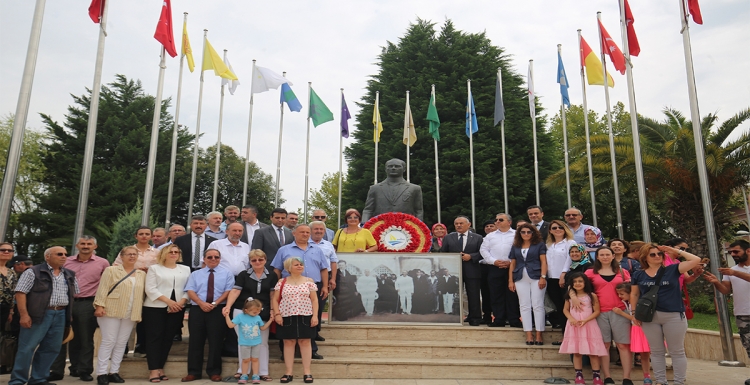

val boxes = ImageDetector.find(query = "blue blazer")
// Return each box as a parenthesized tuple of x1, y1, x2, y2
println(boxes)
(509, 243, 547, 282)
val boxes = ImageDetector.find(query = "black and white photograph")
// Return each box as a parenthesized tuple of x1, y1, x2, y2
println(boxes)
(330, 252, 462, 324)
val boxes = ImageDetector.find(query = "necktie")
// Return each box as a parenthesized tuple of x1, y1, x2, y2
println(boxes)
(206, 269, 215, 303)
(278, 227, 285, 245)
(193, 235, 201, 267)
(459, 233, 465, 251)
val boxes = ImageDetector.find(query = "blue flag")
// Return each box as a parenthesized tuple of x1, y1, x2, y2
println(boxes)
(340, 94, 351, 138)
(557, 52, 570, 107)
(280, 83, 302, 112)
(465, 91, 478, 137)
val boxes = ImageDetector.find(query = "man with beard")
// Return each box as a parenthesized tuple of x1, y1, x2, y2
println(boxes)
(704, 239, 750, 369)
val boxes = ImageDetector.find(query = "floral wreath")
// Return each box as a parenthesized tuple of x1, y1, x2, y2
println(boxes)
(363, 212, 432, 253)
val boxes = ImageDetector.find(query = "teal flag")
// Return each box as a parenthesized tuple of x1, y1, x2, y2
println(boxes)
(427, 92, 440, 141)
(309, 87, 334, 127)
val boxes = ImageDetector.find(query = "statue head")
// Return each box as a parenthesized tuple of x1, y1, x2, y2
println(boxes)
(385, 159, 406, 178)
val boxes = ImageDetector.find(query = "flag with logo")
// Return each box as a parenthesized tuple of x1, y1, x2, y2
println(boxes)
(154, 0, 177, 58)
(580, 36, 615, 87)
(309, 88, 333, 127)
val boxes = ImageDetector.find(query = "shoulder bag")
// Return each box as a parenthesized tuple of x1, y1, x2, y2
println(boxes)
(634, 267, 666, 322)
(107, 268, 137, 296)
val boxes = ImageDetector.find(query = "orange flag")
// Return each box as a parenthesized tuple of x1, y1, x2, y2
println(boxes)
(598, 20, 626, 75)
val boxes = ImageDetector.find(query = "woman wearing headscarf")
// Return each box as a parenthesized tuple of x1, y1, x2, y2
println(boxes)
(430, 223, 447, 252)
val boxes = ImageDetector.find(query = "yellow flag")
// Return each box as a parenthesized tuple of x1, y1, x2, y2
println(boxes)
(181, 22, 195, 72)
(373, 98, 384, 143)
(202, 38, 238, 80)
(403, 99, 416, 146)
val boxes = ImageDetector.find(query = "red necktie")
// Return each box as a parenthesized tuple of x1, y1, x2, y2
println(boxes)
(206, 269, 215, 303)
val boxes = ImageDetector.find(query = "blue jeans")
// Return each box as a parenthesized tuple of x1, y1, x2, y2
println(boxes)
(10, 309, 66, 385)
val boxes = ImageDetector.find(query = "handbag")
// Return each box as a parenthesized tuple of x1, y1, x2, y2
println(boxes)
(0, 320, 16, 368)
(107, 268, 136, 296)
(634, 267, 666, 322)
(270, 278, 287, 334)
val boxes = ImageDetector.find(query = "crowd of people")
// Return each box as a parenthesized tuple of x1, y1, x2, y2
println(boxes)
(1, 204, 749, 385)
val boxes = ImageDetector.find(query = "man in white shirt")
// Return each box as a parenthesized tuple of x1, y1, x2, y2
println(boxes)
(312, 210, 336, 242)
(564, 207, 591, 244)
(239, 205, 267, 245)
(207, 223, 250, 276)
(479, 213, 522, 327)
(174, 216, 218, 271)
(357, 270, 378, 316)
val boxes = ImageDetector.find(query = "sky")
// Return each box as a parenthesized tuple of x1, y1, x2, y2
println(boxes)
(2, 0, 749, 217)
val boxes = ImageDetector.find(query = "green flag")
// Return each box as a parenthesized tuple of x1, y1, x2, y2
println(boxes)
(427, 91, 440, 141)
(309, 87, 334, 127)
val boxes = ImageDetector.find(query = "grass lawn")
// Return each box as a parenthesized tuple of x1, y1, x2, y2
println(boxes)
(688, 312, 739, 334)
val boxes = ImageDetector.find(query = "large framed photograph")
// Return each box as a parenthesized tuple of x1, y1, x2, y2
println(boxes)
(329, 252, 463, 325)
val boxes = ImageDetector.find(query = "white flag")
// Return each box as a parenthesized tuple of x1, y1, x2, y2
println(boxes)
(221, 54, 240, 95)
(527, 62, 535, 119)
(251, 66, 291, 94)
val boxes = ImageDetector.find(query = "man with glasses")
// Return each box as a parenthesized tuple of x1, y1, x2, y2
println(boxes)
(564, 207, 591, 243)
(309, 221, 338, 341)
(527, 205, 549, 241)
(158, 224, 186, 250)
(312, 210, 336, 241)
(182, 250, 235, 382)
(50, 236, 109, 382)
(10, 246, 79, 385)
(239, 205, 267, 245)
(480, 214, 522, 328)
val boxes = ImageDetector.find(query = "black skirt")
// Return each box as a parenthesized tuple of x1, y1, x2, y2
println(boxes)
(275, 315, 315, 340)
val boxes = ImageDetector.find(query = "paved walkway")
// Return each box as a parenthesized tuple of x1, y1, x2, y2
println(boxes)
(3, 358, 748, 384)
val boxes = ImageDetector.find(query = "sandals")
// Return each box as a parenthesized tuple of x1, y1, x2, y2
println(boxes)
(303, 375, 314, 384)
(149, 378, 162, 383)
(160, 375, 169, 381)
(280, 375, 294, 383)
(258, 376, 273, 382)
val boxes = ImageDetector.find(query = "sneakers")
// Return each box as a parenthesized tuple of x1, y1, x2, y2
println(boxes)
(251, 375, 260, 384)
(643, 378, 653, 385)
(238, 374, 248, 384)
(575, 375, 586, 385)
(592, 378, 603, 385)
(622, 379, 634, 385)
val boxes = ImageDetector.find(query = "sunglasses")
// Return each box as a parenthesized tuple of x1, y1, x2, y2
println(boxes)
(346, 216, 360, 220)
(495, 218, 505, 222)
(648, 252, 665, 257)
(564, 214, 579, 217)
(679, 246, 689, 251)
(313, 216, 326, 220)
(520, 230, 533, 235)
(250, 259, 266, 263)
(122, 253, 138, 257)
(54, 252, 68, 256)
(168, 251, 181, 254)
(205, 256, 221, 260)
(550, 226, 563, 230)
(0, 249, 14, 253)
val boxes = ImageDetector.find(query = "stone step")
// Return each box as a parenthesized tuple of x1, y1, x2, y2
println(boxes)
(118, 356, 622, 380)
(320, 323, 564, 342)
(166, 338, 569, 361)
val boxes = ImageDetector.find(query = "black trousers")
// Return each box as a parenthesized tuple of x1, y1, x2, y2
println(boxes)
(278, 281, 321, 354)
(487, 267, 521, 324)
(51, 298, 96, 376)
(463, 277, 482, 322)
(187, 305, 226, 377)
(480, 264, 492, 321)
(546, 278, 567, 329)
(143, 306, 185, 370)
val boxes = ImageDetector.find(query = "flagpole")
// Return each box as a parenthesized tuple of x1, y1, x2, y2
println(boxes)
(431, 85, 442, 224)
(597, 13, 624, 239)
(558, 45, 572, 208)
(405, 90, 411, 182)
(467, 80, 476, 227)
(529, 60, 540, 206)
(303, 82, 312, 222)
(578, 30, 598, 228)
(210, 50, 228, 212)
(141, 46, 167, 225)
(338, 88, 345, 229)
(495, 70, 509, 214)
(374, 91, 380, 185)
(619, 0, 651, 242)
(274, 72, 287, 206)
(0, 0, 46, 242)
(678, 0, 742, 366)
(187, 30, 208, 224)
(242, 59, 257, 207)
(72, 0, 110, 250)
(165, 12, 188, 227)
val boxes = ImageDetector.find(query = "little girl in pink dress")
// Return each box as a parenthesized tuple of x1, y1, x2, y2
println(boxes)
(559, 272, 608, 385)
(613, 283, 652, 384)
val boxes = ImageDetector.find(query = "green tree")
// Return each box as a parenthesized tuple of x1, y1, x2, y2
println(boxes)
(107, 199, 156, 261)
(344, 19, 566, 230)
(308, 172, 344, 228)
(0, 114, 48, 256)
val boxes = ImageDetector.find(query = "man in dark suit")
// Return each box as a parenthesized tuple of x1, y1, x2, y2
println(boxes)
(239, 204, 268, 245)
(174, 215, 218, 271)
(361, 158, 424, 222)
(439, 215, 484, 325)
(250, 208, 293, 270)
(527, 205, 549, 241)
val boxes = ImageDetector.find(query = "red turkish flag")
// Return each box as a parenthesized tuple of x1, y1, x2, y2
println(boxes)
(88, 0, 104, 23)
(623, 0, 640, 57)
(154, 0, 177, 58)
(688, 0, 703, 24)
(598, 20, 626, 75)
